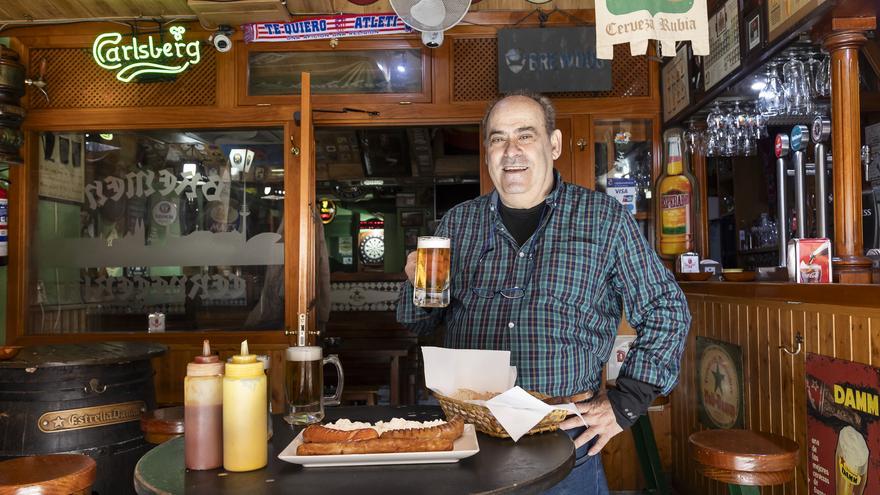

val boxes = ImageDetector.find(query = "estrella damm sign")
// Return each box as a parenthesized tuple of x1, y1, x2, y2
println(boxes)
(92, 26, 201, 83)
(607, 0, 695, 16)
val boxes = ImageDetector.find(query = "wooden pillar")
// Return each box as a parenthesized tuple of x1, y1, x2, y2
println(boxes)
(823, 27, 873, 283)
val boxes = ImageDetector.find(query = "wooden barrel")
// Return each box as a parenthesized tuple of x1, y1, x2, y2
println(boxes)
(0, 342, 166, 495)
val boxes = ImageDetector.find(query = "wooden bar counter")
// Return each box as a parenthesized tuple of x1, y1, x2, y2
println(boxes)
(672, 281, 880, 494)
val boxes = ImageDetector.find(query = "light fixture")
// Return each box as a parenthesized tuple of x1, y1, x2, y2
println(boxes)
(182, 162, 198, 177)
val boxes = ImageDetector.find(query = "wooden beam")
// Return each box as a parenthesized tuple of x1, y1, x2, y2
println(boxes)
(824, 29, 873, 283)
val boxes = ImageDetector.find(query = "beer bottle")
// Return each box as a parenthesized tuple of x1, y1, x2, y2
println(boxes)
(657, 134, 697, 257)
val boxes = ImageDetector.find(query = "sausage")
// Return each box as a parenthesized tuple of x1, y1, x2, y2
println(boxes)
(297, 438, 454, 455)
(302, 425, 379, 443)
(379, 416, 464, 441)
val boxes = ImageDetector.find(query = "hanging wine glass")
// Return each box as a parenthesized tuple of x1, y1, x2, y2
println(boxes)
(682, 120, 700, 155)
(758, 62, 784, 116)
(804, 50, 822, 99)
(783, 56, 810, 115)
(815, 51, 831, 97)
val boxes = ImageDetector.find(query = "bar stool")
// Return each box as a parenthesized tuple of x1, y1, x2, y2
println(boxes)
(141, 405, 185, 445)
(0, 454, 96, 495)
(689, 429, 799, 495)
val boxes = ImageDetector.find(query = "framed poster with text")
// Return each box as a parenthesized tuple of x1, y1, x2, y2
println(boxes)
(703, 0, 741, 91)
(662, 43, 690, 123)
(806, 353, 879, 495)
(696, 337, 744, 429)
(768, 0, 827, 43)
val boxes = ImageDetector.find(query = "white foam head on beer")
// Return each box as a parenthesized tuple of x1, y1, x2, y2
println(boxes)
(839, 425, 869, 468)
(417, 236, 450, 249)
(286, 346, 322, 362)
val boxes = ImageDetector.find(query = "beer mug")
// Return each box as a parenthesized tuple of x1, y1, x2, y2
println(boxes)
(283, 346, 344, 425)
(836, 426, 869, 495)
(413, 236, 451, 308)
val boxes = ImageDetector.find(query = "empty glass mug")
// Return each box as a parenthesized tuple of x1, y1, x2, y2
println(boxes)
(413, 236, 451, 308)
(284, 346, 343, 425)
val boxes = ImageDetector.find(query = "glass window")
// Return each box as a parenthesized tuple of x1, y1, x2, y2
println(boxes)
(30, 128, 285, 334)
(248, 50, 423, 96)
(593, 119, 655, 241)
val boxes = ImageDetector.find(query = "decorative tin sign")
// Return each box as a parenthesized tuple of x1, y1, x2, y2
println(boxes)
(243, 14, 412, 43)
(594, 0, 709, 59)
(703, 0, 741, 91)
(497, 27, 610, 93)
(662, 43, 690, 122)
(696, 337, 744, 429)
(38, 401, 146, 433)
(806, 353, 880, 495)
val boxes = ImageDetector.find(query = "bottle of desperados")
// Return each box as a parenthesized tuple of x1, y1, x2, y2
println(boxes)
(657, 134, 696, 256)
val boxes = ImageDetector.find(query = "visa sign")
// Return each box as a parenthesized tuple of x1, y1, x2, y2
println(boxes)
(92, 26, 201, 83)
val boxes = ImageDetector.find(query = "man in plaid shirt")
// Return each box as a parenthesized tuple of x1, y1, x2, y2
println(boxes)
(397, 92, 690, 494)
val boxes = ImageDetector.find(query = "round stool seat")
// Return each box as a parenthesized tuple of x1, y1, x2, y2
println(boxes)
(689, 429, 799, 486)
(141, 406, 185, 445)
(0, 454, 96, 495)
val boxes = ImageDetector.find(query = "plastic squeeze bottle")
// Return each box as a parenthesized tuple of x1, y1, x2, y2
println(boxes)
(184, 340, 224, 470)
(223, 340, 268, 472)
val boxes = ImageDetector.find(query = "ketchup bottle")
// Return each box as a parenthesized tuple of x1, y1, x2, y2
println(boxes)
(184, 340, 224, 470)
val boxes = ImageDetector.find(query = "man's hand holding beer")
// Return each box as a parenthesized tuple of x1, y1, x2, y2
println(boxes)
(405, 251, 418, 285)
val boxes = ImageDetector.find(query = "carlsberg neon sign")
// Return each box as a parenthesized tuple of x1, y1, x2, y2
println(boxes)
(92, 26, 201, 83)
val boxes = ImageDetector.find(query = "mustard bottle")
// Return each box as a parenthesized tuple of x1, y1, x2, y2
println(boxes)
(222, 340, 267, 472)
(184, 340, 224, 470)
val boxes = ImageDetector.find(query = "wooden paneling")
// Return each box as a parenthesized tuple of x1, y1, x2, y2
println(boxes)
(673, 288, 880, 494)
(0, 0, 192, 21)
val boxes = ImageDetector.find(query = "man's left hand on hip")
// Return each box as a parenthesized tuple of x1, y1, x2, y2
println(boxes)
(559, 392, 623, 455)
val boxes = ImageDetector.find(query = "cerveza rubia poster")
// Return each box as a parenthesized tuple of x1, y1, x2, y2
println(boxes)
(806, 354, 879, 495)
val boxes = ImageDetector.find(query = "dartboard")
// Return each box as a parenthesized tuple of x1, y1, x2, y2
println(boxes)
(359, 234, 385, 265)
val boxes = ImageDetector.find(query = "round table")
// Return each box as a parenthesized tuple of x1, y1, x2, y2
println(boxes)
(135, 405, 574, 495)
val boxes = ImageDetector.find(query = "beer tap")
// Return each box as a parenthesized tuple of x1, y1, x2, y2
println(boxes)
(775, 133, 790, 267)
(811, 116, 831, 238)
(790, 125, 809, 239)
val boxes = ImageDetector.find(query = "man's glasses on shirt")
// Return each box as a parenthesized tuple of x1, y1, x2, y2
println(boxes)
(469, 214, 545, 300)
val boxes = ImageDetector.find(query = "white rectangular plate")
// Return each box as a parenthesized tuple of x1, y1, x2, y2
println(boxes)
(278, 424, 480, 467)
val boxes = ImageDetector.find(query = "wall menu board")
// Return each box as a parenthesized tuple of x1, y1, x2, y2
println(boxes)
(767, 0, 826, 42)
(703, 0, 741, 91)
(662, 44, 690, 123)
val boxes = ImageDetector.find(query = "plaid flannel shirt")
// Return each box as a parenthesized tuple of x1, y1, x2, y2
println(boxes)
(397, 170, 690, 397)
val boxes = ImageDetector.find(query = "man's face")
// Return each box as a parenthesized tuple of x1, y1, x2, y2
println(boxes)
(485, 96, 561, 209)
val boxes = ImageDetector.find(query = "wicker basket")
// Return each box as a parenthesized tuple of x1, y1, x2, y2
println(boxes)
(434, 391, 569, 438)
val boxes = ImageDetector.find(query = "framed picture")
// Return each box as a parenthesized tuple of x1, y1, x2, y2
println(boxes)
(400, 210, 424, 227)
(396, 193, 416, 207)
(743, 9, 763, 54)
(404, 228, 420, 248)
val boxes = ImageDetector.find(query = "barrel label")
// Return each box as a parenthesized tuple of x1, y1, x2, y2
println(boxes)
(38, 400, 146, 433)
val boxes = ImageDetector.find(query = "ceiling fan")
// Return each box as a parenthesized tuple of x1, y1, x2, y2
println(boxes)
(389, 0, 472, 48)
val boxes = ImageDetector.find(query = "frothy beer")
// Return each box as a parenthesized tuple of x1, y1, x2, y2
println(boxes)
(414, 236, 451, 308)
(836, 426, 869, 495)
(284, 346, 323, 425)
